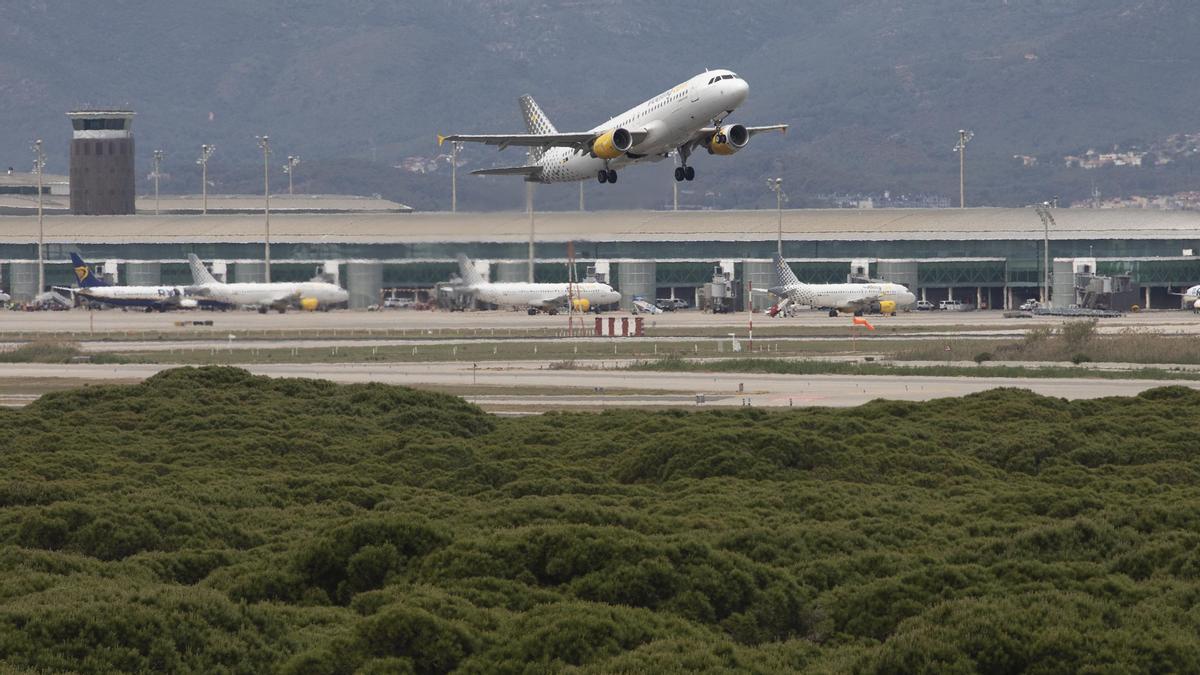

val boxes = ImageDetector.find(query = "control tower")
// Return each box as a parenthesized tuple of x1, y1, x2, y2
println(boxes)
(66, 109, 136, 215)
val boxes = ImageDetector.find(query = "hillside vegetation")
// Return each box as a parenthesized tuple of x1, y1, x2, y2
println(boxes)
(1, 367, 1199, 671)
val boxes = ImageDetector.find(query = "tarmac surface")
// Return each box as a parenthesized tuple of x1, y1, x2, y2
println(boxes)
(2, 308, 1197, 411)
(0, 360, 1193, 410)
(3, 307, 1200, 335)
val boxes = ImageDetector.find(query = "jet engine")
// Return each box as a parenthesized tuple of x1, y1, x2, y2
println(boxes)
(299, 297, 320, 311)
(878, 300, 897, 316)
(1193, 299, 1200, 311)
(706, 124, 749, 155)
(571, 298, 591, 312)
(591, 128, 633, 159)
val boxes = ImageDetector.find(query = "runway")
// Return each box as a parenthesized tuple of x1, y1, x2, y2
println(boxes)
(1, 360, 1192, 410)
(2, 307, 1199, 336)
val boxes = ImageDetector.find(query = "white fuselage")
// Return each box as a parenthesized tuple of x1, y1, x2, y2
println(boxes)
(471, 282, 621, 309)
(533, 70, 749, 183)
(78, 285, 198, 309)
(785, 282, 917, 311)
(1182, 284, 1200, 309)
(194, 281, 350, 309)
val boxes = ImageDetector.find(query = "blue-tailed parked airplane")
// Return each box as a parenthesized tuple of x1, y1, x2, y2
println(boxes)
(56, 253, 210, 311)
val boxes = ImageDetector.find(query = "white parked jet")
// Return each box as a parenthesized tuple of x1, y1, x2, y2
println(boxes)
(456, 254, 620, 314)
(439, 69, 786, 184)
(186, 254, 349, 312)
(1170, 284, 1200, 311)
(763, 255, 916, 317)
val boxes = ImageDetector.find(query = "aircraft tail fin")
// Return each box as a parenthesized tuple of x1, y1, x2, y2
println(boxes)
(186, 254, 219, 285)
(70, 253, 110, 288)
(773, 254, 802, 289)
(455, 254, 486, 287)
(519, 95, 557, 163)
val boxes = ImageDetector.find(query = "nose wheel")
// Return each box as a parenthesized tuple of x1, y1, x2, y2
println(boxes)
(673, 166, 695, 182)
(597, 169, 618, 184)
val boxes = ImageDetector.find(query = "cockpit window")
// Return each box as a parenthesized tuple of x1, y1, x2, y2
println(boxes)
(721, 74, 734, 80)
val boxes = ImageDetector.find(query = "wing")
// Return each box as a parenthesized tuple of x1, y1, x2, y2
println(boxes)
(471, 165, 544, 178)
(439, 130, 649, 152)
(532, 293, 569, 308)
(695, 124, 788, 137)
(683, 124, 788, 153)
(744, 124, 789, 137)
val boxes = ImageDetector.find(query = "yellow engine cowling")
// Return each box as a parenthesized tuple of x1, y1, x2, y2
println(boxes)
(707, 124, 749, 155)
(299, 297, 320, 312)
(591, 128, 633, 159)
(878, 300, 897, 315)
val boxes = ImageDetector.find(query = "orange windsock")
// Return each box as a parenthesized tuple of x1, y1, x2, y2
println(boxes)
(852, 316, 875, 330)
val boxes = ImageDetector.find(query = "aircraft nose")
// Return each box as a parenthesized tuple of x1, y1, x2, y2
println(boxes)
(731, 78, 749, 105)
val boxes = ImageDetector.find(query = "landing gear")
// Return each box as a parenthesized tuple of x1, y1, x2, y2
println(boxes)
(596, 169, 618, 184)
(828, 309, 838, 317)
(673, 145, 695, 181)
(527, 308, 538, 315)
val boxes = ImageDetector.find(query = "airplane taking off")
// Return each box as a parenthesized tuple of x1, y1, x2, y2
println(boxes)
(185, 254, 349, 312)
(763, 255, 916, 317)
(438, 70, 786, 184)
(456, 254, 620, 314)
(56, 253, 201, 312)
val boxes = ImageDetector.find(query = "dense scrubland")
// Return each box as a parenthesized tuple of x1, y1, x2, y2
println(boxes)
(2, 367, 1199, 672)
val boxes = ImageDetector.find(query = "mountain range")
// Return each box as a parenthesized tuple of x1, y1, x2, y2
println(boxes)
(3, 1, 1199, 210)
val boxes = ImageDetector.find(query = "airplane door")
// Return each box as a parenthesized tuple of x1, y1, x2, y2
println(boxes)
(690, 85, 699, 103)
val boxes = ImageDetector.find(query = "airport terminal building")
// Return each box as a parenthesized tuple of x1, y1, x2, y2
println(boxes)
(2, 207, 1200, 310)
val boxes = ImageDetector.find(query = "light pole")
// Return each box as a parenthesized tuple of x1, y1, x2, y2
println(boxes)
(954, 129, 974, 208)
(197, 144, 215, 214)
(32, 139, 45, 295)
(526, 182, 535, 283)
(152, 149, 165, 215)
(283, 155, 300, 195)
(1034, 202, 1055, 306)
(257, 136, 272, 282)
(767, 177, 787, 256)
(450, 141, 462, 212)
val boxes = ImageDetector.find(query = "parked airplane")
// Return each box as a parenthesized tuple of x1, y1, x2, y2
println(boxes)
(56, 253, 201, 312)
(438, 69, 786, 184)
(456, 254, 620, 314)
(763, 255, 916, 317)
(1169, 284, 1200, 311)
(185, 254, 349, 312)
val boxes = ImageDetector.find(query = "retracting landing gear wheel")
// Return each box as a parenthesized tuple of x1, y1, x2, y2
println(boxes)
(606, 169, 618, 183)
(684, 166, 695, 181)
(674, 167, 686, 182)
(597, 170, 608, 184)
